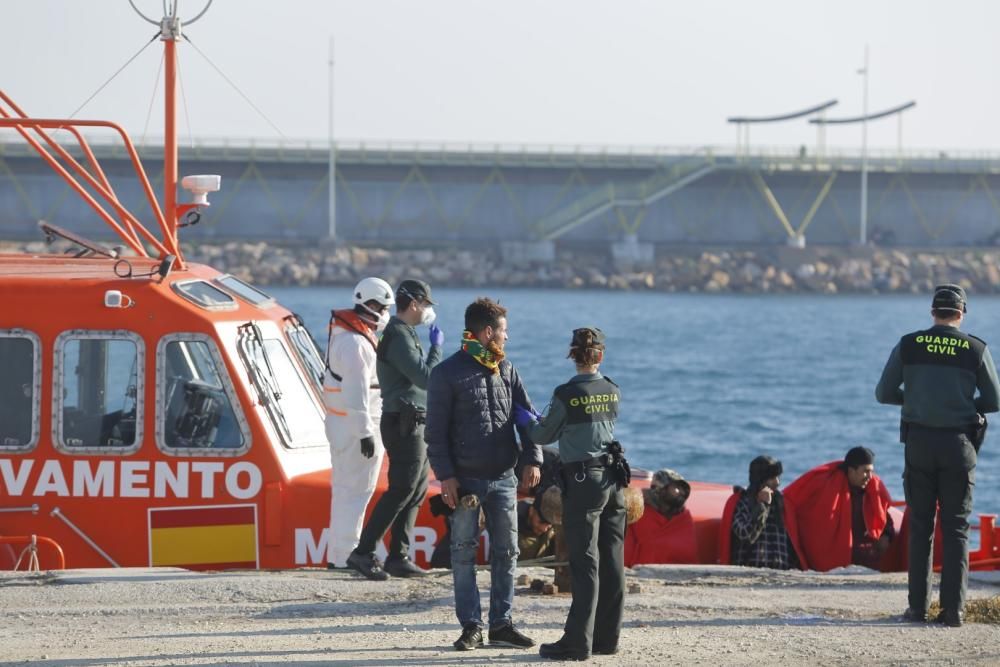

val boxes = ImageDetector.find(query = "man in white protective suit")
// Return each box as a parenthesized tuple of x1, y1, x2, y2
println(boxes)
(324, 277, 395, 576)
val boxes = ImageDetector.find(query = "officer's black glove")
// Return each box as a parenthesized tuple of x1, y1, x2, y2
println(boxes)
(360, 436, 375, 459)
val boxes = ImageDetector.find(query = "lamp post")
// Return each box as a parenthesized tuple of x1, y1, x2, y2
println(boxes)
(858, 45, 869, 245)
(327, 35, 337, 240)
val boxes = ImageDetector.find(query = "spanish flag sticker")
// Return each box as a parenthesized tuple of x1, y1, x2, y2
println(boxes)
(149, 504, 258, 570)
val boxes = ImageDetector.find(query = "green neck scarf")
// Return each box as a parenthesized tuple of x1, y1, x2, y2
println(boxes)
(462, 329, 504, 374)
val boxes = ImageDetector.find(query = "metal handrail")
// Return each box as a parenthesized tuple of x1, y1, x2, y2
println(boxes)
(3, 136, 998, 164)
(0, 535, 66, 570)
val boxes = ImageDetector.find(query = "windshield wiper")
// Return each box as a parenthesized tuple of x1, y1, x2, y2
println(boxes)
(283, 313, 324, 386)
(237, 322, 291, 442)
(40, 221, 120, 258)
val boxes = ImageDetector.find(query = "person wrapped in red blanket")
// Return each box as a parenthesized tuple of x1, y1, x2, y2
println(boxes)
(783, 446, 895, 571)
(625, 469, 697, 567)
(718, 456, 807, 570)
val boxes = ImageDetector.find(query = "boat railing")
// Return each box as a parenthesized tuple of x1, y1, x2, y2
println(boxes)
(0, 90, 179, 262)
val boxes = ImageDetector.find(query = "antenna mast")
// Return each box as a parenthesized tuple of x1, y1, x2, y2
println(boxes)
(161, 5, 181, 246)
(130, 0, 213, 250)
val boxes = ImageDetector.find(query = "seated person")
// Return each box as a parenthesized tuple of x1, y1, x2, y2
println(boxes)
(783, 446, 895, 571)
(517, 490, 556, 561)
(719, 455, 806, 570)
(625, 469, 697, 566)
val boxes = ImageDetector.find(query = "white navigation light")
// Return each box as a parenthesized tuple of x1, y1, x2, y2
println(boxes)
(181, 174, 222, 205)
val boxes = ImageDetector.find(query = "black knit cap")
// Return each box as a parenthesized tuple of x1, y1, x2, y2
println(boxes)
(844, 446, 875, 468)
(748, 455, 783, 487)
(932, 283, 967, 313)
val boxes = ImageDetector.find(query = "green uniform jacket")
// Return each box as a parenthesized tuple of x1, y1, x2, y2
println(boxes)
(876, 323, 1000, 428)
(376, 315, 442, 413)
(527, 372, 619, 463)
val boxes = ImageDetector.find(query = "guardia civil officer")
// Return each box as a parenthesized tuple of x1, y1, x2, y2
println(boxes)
(876, 284, 1000, 627)
(514, 327, 626, 661)
(348, 279, 444, 580)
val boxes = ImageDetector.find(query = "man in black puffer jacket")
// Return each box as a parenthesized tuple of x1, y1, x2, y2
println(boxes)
(426, 297, 542, 652)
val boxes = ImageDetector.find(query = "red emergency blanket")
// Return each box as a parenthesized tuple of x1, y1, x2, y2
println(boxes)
(624, 508, 698, 567)
(782, 461, 892, 572)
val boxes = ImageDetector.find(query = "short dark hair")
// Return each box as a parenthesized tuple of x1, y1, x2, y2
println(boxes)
(932, 308, 962, 321)
(844, 446, 875, 468)
(396, 293, 415, 311)
(465, 297, 507, 334)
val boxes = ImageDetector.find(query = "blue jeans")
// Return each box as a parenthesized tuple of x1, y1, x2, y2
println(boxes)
(449, 473, 518, 629)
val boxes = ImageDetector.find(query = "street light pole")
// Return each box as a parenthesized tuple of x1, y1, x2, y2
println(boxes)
(859, 44, 869, 245)
(327, 35, 337, 240)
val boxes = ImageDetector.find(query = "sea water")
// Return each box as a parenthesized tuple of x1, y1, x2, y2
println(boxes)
(271, 286, 1000, 518)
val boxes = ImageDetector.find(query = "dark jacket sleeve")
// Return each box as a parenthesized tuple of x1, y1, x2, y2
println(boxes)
(975, 346, 1000, 414)
(425, 364, 456, 481)
(875, 343, 904, 406)
(510, 364, 543, 469)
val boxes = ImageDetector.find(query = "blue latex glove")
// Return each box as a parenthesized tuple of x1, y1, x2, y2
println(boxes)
(513, 403, 540, 428)
(429, 324, 444, 347)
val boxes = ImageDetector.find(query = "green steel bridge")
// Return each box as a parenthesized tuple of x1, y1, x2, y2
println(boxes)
(3, 138, 1000, 248)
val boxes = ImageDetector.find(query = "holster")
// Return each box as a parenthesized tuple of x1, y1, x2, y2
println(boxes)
(607, 440, 631, 488)
(399, 398, 426, 437)
(971, 414, 988, 453)
(559, 441, 631, 489)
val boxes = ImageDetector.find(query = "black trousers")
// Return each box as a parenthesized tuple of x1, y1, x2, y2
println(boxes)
(561, 466, 626, 652)
(903, 424, 977, 614)
(356, 413, 430, 559)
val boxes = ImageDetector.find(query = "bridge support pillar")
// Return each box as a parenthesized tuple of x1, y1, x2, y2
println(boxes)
(611, 234, 654, 267)
(787, 234, 806, 248)
(501, 240, 555, 264)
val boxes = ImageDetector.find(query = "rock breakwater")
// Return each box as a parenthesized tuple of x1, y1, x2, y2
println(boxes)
(181, 242, 1000, 294)
(11, 239, 1000, 294)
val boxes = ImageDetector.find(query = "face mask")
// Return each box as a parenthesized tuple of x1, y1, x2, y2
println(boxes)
(419, 305, 437, 326)
(360, 303, 390, 332)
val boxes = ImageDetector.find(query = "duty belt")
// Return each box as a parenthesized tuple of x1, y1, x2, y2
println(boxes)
(561, 441, 631, 487)
(565, 454, 611, 472)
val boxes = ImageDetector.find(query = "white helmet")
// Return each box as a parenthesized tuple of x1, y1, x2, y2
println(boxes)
(353, 277, 394, 308)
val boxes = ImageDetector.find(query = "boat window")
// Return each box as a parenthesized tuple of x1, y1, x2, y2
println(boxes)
(284, 314, 324, 391)
(55, 331, 144, 454)
(215, 275, 276, 308)
(237, 323, 326, 449)
(0, 330, 41, 452)
(171, 279, 238, 311)
(156, 335, 251, 456)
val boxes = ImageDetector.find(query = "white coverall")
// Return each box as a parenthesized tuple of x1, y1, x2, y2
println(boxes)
(324, 318, 385, 567)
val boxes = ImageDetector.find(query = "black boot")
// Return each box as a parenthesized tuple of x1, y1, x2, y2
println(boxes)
(384, 555, 427, 578)
(346, 550, 389, 581)
(539, 639, 589, 661)
(934, 609, 963, 627)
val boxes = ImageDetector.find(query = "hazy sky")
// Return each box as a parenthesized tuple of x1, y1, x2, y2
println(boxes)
(3, 1, 998, 152)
